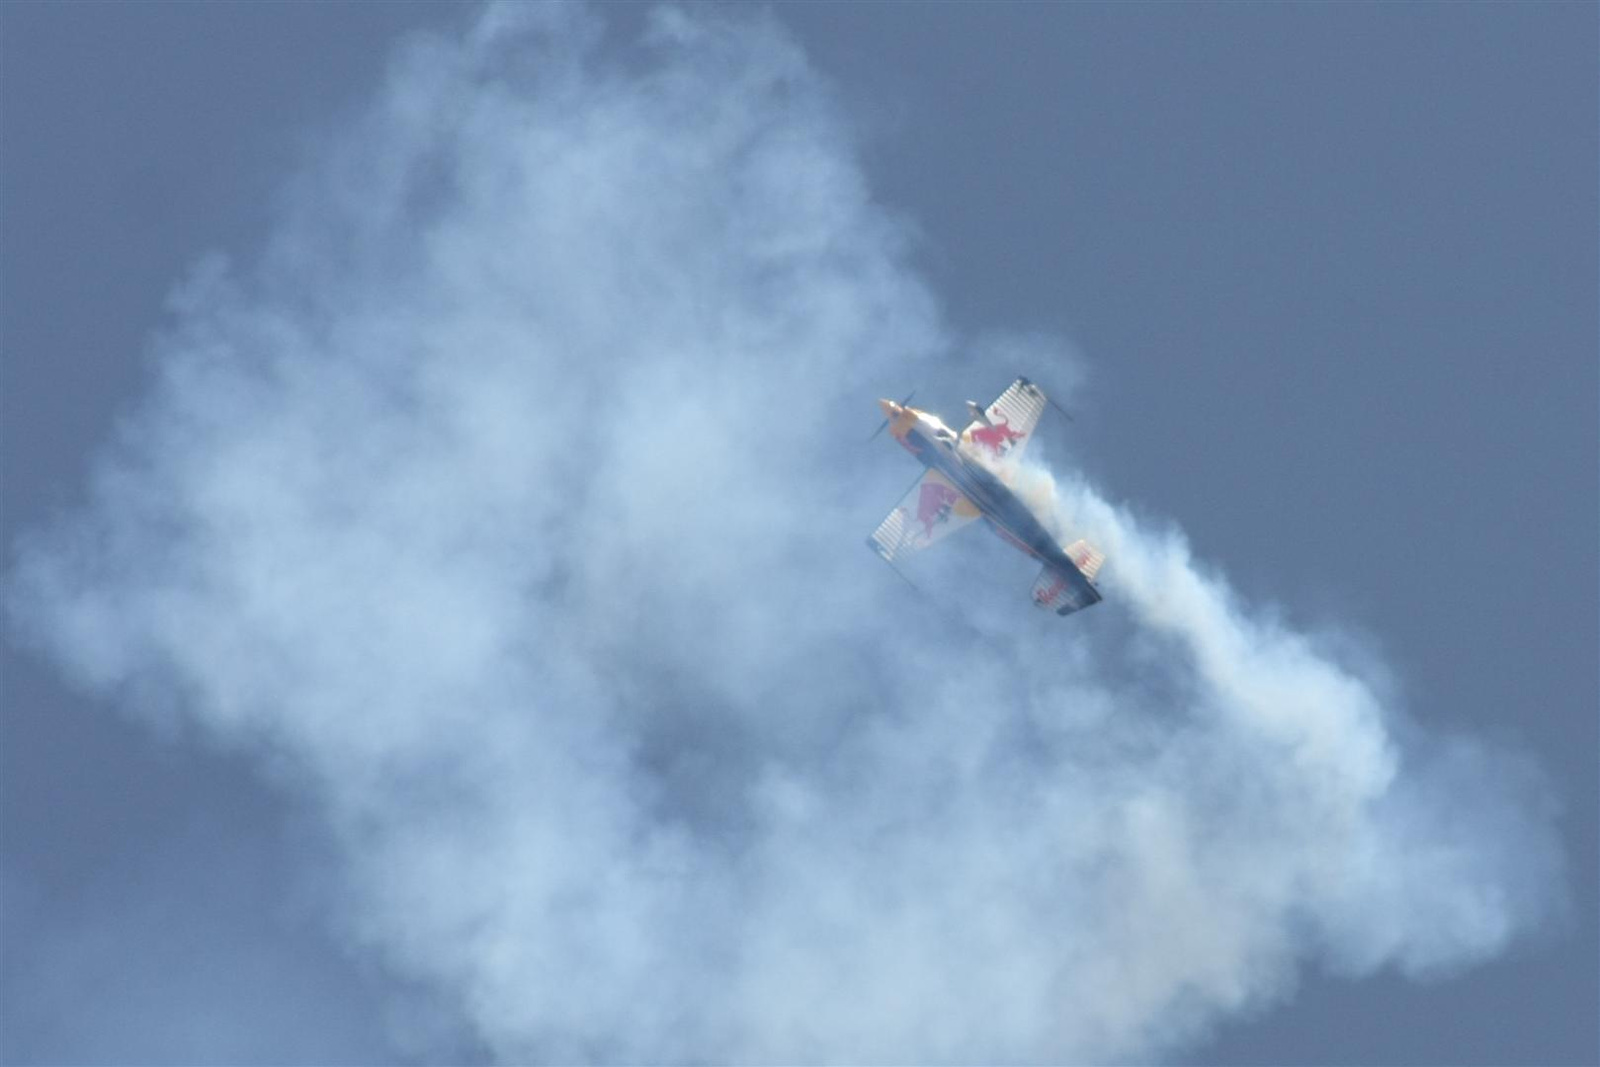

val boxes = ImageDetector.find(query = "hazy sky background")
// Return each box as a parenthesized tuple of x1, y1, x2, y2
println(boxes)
(2, 3, 1594, 1064)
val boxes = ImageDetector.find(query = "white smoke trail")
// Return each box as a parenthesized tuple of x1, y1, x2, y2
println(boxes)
(6, 5, 1563, 1063)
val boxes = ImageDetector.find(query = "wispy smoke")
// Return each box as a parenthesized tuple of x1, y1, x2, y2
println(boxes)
(7, 5, 1563, 1062)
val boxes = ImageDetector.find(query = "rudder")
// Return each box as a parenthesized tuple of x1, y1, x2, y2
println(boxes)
(1064, 538, 1106, 583)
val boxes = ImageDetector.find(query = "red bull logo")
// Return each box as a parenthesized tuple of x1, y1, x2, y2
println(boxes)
(916, 480, 959, 536)
(1035, 570, 1069, 605)
(971, 418, 1025, 455)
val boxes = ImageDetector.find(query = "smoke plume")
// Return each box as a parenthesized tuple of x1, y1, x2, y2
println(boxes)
(7, 6, 1562, 1062)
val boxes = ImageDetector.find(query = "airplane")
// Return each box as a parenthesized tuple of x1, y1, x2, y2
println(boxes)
(866, 377, 1105, 616)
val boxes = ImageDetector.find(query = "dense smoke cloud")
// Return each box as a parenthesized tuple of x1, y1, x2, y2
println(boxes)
(7, 5, 1563, 1062)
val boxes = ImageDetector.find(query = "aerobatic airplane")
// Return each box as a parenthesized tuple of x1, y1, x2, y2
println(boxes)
(867, 377, 1106, 616)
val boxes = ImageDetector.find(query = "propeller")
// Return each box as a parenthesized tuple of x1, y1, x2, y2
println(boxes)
(867, 390, 916, 442)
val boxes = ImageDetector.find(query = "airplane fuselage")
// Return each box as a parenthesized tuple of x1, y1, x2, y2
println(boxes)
(890, 412, 1078, 575)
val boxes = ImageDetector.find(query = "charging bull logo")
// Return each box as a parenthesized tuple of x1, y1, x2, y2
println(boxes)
(1034, 570, 1069, 606)
(971, 418, 1025, 455)
(916, 480, 960, 537)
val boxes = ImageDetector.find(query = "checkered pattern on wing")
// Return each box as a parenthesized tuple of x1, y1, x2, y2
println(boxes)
(986, 379, 1047, 441)
(868, 506, 913, 562)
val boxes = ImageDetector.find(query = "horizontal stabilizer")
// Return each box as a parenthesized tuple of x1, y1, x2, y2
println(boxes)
(1031, 541, 1105, 617)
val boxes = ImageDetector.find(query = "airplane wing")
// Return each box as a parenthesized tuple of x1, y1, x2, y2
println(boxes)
(962, 377, 1049, 462)
(867, 468, 981, 563)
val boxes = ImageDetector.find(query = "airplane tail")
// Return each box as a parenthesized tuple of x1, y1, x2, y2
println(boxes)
(1031, 539, 1106, 616)
(1064, 538, 1106, 582)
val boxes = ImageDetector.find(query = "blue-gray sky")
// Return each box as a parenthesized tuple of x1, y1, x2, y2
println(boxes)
(2, 3, 1594, 1064)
